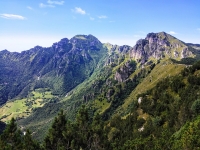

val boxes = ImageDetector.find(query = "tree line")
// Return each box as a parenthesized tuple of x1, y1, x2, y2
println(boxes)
(1, 60, 200, 149)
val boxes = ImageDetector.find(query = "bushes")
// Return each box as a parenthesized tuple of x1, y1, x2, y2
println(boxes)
(188, 75, 200, 85)
(191, 99, 200, 115)
(170, 76, 185, 93)
(0, 118, 41, 150)
(44, 106, 109, 150)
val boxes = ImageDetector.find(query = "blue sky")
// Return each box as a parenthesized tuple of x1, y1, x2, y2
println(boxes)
(0, 0, 200, 52)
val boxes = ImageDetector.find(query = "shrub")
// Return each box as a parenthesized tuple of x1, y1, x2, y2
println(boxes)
(191, 99, 200, 115)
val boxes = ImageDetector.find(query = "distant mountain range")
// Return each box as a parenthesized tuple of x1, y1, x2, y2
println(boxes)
(0, 32, 200, 140)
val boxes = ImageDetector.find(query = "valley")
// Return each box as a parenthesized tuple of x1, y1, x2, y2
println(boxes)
(0, 88, 54, 122)
(0, 32, 200, 149)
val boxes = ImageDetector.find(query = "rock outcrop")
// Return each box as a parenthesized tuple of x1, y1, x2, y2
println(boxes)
(114, 60, 136, 82)
(130, 32, 194, 64)
(0, 34, 106, 105)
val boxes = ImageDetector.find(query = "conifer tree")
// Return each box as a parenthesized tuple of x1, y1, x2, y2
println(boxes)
(44, 110, 67, 150)
(91, 113, 107, 150)
(0, 118, 23, 149)
(75, 105, 91, 149)
(23, 129, 41, 150)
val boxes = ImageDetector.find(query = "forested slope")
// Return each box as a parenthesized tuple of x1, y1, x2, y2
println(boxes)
(1, 32, 200, 143)
(1, 59, 200, 150)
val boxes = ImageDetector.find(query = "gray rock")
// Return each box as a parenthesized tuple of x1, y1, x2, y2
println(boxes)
(130, 32, 193, 64)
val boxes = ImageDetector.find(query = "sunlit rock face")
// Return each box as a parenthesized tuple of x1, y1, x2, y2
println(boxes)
(130, 32, 194, 64)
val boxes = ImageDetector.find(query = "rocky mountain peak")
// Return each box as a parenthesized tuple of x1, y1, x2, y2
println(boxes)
(145, 32, 170, 46)
(52, 38, 69, 50)
(0, 49, 9, 54)
(70, 34, 100, 43)
(69, 34, 102, 51)
(86, 34, 100, 42)
(130, 32, 194, 64)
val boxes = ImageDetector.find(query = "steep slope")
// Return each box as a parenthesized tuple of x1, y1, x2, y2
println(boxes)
(0, 35, 106, 105)
(1, 61, 200, 149)
(130, 32, 194, 64)
(0, 32, 199, 141)
(115, 59, 188, 116)
(104, 60, 200, 149)
(95, 32, 197, 118)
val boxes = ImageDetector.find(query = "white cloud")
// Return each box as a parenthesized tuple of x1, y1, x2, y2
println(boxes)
(0, 14, 26, 20)
(73, 7, 86, 15)
(98, 15, 107, 19)
(109, 20, 115, 23)
(39, 3, 55, 8)
(27, 6, 33, 10)
(39, 0, 64, 8)
(169, 31, 177, 35)
(90, 17, 94, 20)
(47, 0, 64, 5)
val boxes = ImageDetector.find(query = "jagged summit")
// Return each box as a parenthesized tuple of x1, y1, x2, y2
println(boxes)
(0, 49, 9, 53)
(70, 34, 100, 42)
(0, 31, 200, 142)
(0, 31, 198, 98)
(52, 38, 69, 50)
(104, 32, 195, 65)
(68, 34, 102, 52)
(130, 32, 194, 64)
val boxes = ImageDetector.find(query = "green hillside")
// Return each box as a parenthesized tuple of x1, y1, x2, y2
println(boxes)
(0, 32, 200, 143)
(1, 58, 200, 149)
(0, 88, 54, 122)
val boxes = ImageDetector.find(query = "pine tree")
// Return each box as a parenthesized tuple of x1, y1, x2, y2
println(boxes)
(75, 105, 91, 149)
(91, 113, 107, 150)
(0, 118, 23, 149)
(23, 129, 41, 150)
(44, 110, 67, 150)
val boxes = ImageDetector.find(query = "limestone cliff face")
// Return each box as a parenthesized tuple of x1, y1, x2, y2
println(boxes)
(0, 32, 197, 105)
(104, 44, 132, 66)
(114, 60, 136, 82)
(112, 32, 195, 83)
(130, 32, 194, 64)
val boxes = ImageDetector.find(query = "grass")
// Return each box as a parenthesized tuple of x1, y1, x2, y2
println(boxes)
(118, 59, 186, 116)
(32, 91, 53, 99)
(0, 99, 27, 123)
(93, 98, 111, 114)
(0, 88, 54, 123)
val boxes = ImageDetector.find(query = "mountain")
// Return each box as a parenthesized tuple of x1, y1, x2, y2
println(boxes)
(130, 32, 194, 63)
(0, 34, 105, 104)
(0, 32, 200, 141)
(1, 60, 200, 149)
